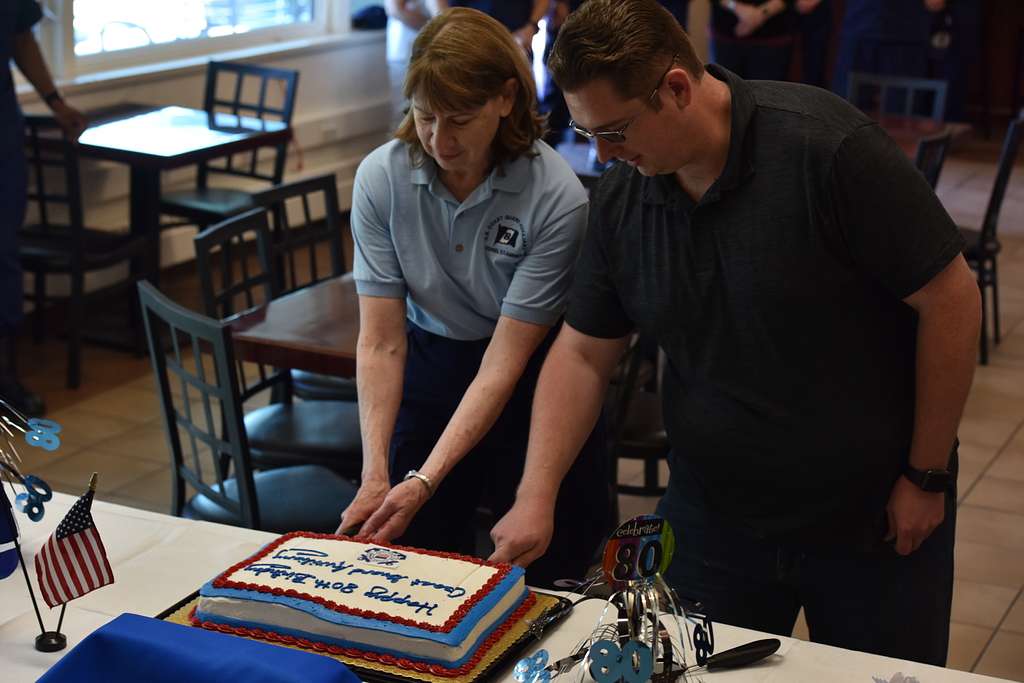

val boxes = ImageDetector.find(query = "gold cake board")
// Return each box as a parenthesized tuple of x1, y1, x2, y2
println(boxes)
(162, 591, 564, 683)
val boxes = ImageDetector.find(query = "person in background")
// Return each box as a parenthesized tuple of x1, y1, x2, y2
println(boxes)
(832, 0, 947, 105)
(795, 0, 830, 89)
(337, 8, 608, 589)
(1, 0, 86, 416)
(711, 0, 797, 81)
(385, 0, 429, 123)
(426, 0, 549, 54)
(493, 0, 980, 665)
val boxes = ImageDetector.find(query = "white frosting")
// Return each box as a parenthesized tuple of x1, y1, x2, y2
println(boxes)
(216, 537, 501, 627)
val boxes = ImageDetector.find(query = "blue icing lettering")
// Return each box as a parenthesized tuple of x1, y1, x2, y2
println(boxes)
(273, 547, 355, 574)
(313, 579, 359, 594)
(348, 567, 408, 584)
(243, 563, 317, 584)
(409, 577, 467, 599)
(363, 585, 438, 616)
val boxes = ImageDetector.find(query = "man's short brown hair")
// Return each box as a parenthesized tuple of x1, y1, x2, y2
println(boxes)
(549, 0, 704, 103)
(395, 8, 545, 168)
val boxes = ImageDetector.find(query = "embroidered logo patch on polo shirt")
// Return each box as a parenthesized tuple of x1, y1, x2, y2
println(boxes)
(484, 215, 527, 258)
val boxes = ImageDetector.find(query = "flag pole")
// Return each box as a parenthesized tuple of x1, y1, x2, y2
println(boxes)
(15, 538, 46, 635)
(50, 476, 93, 642)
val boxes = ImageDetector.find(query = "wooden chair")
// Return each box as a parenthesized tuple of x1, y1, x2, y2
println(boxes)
(961, 113, 1024, 365)
(159, 61, 299, 229)
(193, 208, 362, 477)
(251, 173, 357, 401)
(19, 115, 152, 388)
(914, 131, 953, 189)
(847, 72, 948, 122)
(138, 280, 356, 532)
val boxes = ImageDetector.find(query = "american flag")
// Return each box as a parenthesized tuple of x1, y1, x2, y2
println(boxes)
(34, 489, 113, 608)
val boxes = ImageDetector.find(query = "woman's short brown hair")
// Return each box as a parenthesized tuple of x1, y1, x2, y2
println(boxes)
(395, 8, 545, 169)
(549, 0, 704, 103)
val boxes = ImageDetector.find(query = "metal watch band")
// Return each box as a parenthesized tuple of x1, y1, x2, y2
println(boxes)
(403, 469, 434, 497)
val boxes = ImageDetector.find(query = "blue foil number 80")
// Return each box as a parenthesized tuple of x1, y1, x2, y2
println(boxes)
(589, 640, 653, 683)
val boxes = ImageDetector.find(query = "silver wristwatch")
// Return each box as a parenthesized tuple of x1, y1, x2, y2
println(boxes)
(403, 469, 434, 497)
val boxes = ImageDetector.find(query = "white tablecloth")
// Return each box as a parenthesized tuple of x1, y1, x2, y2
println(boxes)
(0, 494, 1011, 683)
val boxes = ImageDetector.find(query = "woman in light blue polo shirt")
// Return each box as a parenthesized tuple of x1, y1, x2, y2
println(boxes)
(337, 7, 608, 588)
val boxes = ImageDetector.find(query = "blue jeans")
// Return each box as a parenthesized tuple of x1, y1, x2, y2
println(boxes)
(656, 460, 956, 666)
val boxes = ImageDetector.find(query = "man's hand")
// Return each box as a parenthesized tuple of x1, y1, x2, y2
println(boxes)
(924, 0, 946, 12)
(488, 497, 555, 568)
(51, 99, 87, 140)
(795, 0, 821, 14)
(885, 475, 946, 555)
(336, 478, 391, 535)
(359, 479, 430, 541)
(733, 2, 767, 38)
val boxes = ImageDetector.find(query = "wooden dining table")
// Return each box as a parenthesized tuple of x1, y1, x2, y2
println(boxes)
(227, 274, 359, 378)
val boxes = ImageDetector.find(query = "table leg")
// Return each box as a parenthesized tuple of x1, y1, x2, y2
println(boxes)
(130, 167, 162, 287)
(130, 167, 161, 354)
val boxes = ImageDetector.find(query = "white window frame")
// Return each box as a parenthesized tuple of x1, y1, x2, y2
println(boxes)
(34, 0, 350, 81)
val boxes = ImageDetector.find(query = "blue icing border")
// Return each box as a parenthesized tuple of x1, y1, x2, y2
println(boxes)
(199, 564, 525, 647)
(196, 583, 528, 668)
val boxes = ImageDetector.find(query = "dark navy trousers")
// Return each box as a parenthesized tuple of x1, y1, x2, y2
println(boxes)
(0, 84, 26, 337)
(389, 323, 611, 589)
(656, 459, 956, 666)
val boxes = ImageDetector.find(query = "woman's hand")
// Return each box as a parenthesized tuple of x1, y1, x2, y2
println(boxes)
(336, 478, 391, 535)
(51, 100, 87, 140)
(358, 478, 432, 541)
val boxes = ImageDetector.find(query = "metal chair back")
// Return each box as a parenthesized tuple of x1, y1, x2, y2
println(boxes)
(194, 208, 289, 404)
(913, 131, 953, 190)
(198, 60, 299, 188)
(137, 280, 262, 529)
(251, 173, 347, 294)
(981, 113, 1024, 244)
(847, 72, 948, 122)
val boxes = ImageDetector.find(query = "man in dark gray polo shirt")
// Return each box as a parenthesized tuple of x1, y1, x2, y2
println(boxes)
(487, 0, 981, 666)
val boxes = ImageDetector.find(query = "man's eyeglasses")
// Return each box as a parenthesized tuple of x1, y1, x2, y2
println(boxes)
(569, 53, 678, 144)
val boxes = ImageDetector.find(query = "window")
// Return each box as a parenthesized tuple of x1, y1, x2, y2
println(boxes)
(32, 0, 345, 79)
(73, 0, 315, 57)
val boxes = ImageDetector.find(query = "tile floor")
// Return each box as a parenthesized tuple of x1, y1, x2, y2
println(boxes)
(9, 134, 1024, 680)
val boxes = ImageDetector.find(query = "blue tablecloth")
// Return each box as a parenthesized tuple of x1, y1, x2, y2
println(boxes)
(38, 613, 360, 683)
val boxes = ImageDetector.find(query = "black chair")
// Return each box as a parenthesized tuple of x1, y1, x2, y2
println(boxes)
(251, 173, 357, 401)
(138, 281, 356, 532)
(847, 72, 948, 122)
(19, 115, 152, 389)
(193, 208, 362, 477)
(914, 131, 953, 190)
(962, 113, 1024, 365)
(159, 61, 299, 229)
(606, 335, 670, 498)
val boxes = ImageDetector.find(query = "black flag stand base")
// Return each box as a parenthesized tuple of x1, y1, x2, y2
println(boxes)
(36, 604, 68, 652)
(35, 630, 67, 652)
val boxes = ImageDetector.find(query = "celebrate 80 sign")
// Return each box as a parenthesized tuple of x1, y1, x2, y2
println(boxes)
(601, 515, 675, 590)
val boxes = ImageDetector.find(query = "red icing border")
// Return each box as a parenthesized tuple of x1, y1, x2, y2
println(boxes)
(189, 591, 537, 678)
(210, 532, 513, 634)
